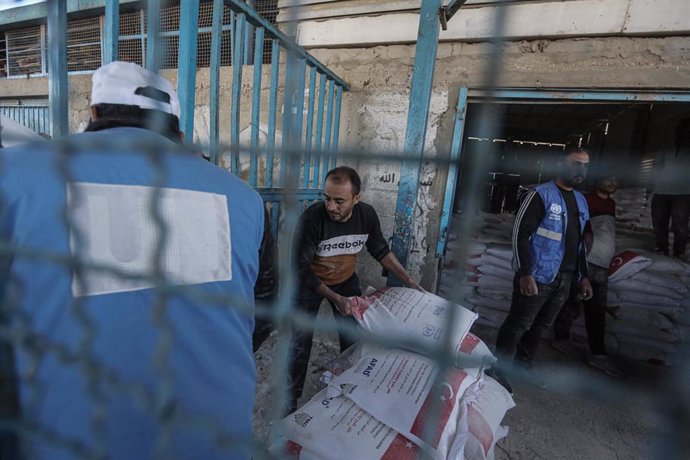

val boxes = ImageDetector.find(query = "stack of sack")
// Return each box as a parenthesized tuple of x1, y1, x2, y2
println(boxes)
(571, 250, 690, 365)
(438, 212, 516, 328)
(614, 187, 653, 231)
(270, 287, 516, 460)
(460, 243, 515, 329)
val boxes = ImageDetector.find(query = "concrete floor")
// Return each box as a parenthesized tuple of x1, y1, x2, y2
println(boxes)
(472, 325, 669, 460)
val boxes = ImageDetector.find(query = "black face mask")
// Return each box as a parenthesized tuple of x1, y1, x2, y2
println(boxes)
(560, 162, 588, 187)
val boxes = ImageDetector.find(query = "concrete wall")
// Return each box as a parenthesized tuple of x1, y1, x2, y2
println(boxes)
(312, 35, 690, 291)
(0, 63, 331, 184)
(280, 0, 690, 47)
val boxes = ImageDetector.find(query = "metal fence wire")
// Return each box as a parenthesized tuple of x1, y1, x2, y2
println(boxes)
(0, 0, 690, 459)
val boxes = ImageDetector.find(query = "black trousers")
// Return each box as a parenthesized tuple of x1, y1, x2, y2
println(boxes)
(495, 272, 573, 369)
(652, 194, 690, 257)
(288, 274, 361, 412)
(554, 263, 608, 355)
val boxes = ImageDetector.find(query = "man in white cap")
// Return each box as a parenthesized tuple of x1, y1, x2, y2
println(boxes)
(0, 61, 262, 459)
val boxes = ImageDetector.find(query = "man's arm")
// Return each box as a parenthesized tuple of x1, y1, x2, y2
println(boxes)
(577, 221, 593, 300)
(363, 205, 423, 291)
(295, 214, 323, 293)
(513, 189, 545, 276)
(314, 283, 355, 315)
(513, 190, 545, 296)
(379, 252, 424, 291)
(254, 205, 277, 303)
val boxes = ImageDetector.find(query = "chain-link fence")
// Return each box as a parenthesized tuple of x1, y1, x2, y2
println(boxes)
(1, 0, 690, 459)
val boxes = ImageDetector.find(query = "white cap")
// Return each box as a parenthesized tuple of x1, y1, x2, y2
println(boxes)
(91, 61, 180, 118)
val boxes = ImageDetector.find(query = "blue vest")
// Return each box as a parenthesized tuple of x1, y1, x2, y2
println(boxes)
(0, 128, 262, 460)
(517, 181, 589, 284)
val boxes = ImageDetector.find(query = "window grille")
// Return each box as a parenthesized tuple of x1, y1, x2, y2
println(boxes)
(0, 32, 7, 78)
(6, 26, 43, 77)
(67, 17, 102, 72)
(0, 0, 280, 78)
(255, 0, 279, 64)
(119, 9, 143, 37)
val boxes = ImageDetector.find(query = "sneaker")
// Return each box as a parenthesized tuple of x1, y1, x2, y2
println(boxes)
(551, 339, 583, 360)
(485, 368, 513, 395)
(587, 354, 622, 378)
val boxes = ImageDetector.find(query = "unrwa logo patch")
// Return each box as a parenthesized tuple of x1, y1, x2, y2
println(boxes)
(550, 203, 562, 214)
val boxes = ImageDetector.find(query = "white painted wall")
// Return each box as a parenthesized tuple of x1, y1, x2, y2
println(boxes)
(283, 0, 690, 48)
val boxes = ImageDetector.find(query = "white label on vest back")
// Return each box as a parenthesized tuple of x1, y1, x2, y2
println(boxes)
(67, 182, 232, 297)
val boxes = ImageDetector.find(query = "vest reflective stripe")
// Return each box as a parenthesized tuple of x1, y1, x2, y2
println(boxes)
(536, 227, 563, 241)
(515, 181, 589, 284)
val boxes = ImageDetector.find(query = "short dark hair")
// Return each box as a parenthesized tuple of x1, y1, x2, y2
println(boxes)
(86, 103, 182, 144)
(562, 144, 590, 158)
(325, 166, 361, 195)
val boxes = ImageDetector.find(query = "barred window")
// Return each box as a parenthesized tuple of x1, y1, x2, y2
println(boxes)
(0, 0, 279, 78)
(67, 17, 102, 72)
(6, 26, 43, 77)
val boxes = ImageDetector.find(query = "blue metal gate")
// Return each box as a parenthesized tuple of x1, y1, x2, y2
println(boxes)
(47, 0, 349, 232)
(0, 104, 50, 134)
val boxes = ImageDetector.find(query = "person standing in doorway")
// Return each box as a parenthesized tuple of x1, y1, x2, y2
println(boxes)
(489, 146, 593, 394)
(652, 118, 690, 260)
(552, 175, 622, 378)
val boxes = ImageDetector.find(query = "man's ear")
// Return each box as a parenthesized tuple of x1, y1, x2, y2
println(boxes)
(353, 193, 361, 205)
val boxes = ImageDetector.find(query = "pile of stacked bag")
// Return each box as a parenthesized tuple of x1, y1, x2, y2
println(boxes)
(601, 250, 690, 365)
(439, 212, 690, 365)
(614, 187, 653, 231)
(270, 287, 516, 460)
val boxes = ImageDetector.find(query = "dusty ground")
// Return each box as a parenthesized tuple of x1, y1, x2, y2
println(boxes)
(253, 306, 672, 459)
(476, 326, 668, 460)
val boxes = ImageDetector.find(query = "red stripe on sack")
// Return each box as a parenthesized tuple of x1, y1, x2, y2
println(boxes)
(467, 404, 494, 456)
(284, 440, 303, 457)
(410, 370, 467, 448)
(381, 434, 421, 460)
(459, 333, 481, 354)
(608, 250, 641, 276)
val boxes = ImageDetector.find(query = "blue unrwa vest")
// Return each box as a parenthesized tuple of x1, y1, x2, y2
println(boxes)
(0, 128, 262, 460)
(517, 181, 590, 284)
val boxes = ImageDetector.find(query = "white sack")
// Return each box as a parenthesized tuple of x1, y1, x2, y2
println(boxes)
(476, 264, 514, 281)
(640, 251, 690, 275)
(608, 301, 684, 320)
(467, 275, 513, 291)
(271, 389, 423, 460)
(485, 246, 513, 262)
(330, 346, 481, 459)
(448, 376, 515, 460)
(354, 287, 478, 365)
(610, 309, 676, 332)
(608, 251, 652, 283)
(609, 278, 684, 300)
(609, 290, 681, 308)
(468, 296, 512, 313)
(629, 270, 688, 293)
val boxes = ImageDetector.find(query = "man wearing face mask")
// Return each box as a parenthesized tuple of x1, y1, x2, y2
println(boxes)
(489, 146, 593, 394)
